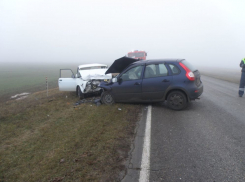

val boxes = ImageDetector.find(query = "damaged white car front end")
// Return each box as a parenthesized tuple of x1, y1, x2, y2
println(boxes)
(58, 64, 112, 99)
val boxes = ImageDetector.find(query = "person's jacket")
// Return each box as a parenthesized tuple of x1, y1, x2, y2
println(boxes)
(240, 59, 245, 72)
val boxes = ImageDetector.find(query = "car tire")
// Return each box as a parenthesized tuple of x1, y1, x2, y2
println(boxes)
(101, 91, 114, 105)
(77, 87, 84, 99)
(167, 91, 187, 110)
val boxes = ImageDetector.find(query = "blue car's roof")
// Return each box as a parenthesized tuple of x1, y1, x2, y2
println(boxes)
(132, 59, 185, 65)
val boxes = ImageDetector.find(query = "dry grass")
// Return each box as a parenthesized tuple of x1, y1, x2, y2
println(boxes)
(0, 89, 141, 182)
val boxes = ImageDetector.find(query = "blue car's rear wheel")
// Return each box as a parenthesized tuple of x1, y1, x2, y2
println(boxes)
(167, 91, 187, 110)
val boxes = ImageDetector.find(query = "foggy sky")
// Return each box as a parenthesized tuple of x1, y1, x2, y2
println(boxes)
(0, 0, 245, 69)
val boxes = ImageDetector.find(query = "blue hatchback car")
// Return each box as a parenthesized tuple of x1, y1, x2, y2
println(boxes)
(99, 57, 203, 110)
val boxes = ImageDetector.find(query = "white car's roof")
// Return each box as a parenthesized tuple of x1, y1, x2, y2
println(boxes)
(78, 63, 108, 69)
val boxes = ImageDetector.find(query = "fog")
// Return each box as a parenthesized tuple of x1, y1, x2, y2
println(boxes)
(0, 0, 245, 70)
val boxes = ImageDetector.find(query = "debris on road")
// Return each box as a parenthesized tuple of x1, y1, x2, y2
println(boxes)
(73, 97, 102, 107)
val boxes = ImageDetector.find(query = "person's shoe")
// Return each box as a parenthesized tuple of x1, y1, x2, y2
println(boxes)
(239, 95, 243, 97)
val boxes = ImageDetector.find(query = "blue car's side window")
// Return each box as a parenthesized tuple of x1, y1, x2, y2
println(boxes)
(144, 64, 158, 78)
(168, 64, 180, 75)
(159, 64, 168, 76)
(144, 64, 168, 78)
(121, 66, 143, 81)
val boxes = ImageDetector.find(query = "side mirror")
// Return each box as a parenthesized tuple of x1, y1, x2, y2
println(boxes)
(71, 74, 75, 78)
(112, 78, 117, 83)
(75, 74, 78, 78)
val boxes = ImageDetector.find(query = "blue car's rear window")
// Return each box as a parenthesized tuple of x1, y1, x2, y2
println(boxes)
(181, 60, 197, 72)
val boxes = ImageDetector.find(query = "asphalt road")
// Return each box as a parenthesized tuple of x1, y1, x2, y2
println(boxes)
(123, 75, 245, 182)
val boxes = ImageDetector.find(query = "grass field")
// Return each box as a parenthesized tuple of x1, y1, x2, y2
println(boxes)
(0, 88, 141, 181)
(0, 61, 142, 181)
(0, 62, 84, 103)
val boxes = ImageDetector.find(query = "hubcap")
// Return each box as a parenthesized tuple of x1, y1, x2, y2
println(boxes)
(105, 94, 113, 103)
(170, 94, 183, 107)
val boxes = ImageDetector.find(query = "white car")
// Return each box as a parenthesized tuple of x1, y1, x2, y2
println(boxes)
(58, 63, 112, 99)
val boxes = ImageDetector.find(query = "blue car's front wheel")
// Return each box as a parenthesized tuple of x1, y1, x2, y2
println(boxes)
(101, 91, 115, 105)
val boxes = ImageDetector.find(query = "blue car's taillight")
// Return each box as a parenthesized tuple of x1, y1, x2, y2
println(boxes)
(179, 62, 195, 81)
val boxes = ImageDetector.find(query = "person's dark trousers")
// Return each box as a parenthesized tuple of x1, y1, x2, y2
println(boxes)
(239, 71, 245, 96)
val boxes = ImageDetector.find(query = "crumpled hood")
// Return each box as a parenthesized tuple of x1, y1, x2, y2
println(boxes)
(105, 56, 139, 74)
(79, 69, 112, 80)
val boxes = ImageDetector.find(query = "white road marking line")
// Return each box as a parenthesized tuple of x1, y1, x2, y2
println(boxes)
(139, 105, 152, 182)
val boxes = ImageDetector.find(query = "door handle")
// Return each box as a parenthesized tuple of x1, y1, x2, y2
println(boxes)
(162, 79, 169, 82)
(134, 82, 141, 85)
(59, 80, 62, 81)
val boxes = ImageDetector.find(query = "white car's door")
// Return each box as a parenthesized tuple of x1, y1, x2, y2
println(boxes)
(58, 69, 77, 91)
(58, 78, 76, 91)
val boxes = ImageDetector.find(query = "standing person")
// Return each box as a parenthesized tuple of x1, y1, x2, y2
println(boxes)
(239, 58, 245, 97)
